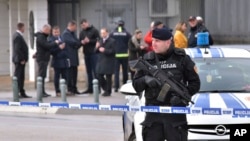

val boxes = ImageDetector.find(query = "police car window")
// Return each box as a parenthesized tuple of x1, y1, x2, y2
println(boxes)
(194, 58, 250, 92)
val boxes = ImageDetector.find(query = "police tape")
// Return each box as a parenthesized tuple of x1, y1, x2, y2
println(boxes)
(0, 101, 250, 116)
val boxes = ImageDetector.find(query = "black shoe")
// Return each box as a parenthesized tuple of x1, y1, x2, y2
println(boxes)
(102, 92, 111, 97)
(74, 90, 82, 95)
(82, 89, 93, 94)
(66, 91, 75, 96)
(114, 89, 118, 92)
(43, 93, 51, 97)
(20, 94, 32, 98)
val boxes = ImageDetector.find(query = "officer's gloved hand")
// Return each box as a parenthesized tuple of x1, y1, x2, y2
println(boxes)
(170, 95, 182, 106)
(144, 75, 161, 88)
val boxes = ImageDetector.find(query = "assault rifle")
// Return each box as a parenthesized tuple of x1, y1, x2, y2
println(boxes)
(129, 58, 194, 105)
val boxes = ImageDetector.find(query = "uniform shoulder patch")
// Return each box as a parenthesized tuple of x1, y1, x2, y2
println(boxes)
(174, 48, 186, 56)
(143, 52, 155, 60)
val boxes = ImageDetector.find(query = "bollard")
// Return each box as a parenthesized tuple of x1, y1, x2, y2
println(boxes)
(12, 76, 19, 102)
(60, 79, 67, 102)
(92, 79, 99, 104)
(36, 76, 43, 102)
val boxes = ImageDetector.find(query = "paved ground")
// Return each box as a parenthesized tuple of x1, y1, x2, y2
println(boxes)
(0, 112, 124, 141)
(0, 75, 126, 105)
(0, 76, 127, 141)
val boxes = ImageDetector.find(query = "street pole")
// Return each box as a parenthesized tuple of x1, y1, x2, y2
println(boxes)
(60, 79, 67, 102)
(12, 76, 19, 102)
(93, 79, 99, 104)
(36, 76, 43, 102)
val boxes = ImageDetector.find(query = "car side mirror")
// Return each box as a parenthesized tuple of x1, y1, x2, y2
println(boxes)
(119, 82, 138, 95)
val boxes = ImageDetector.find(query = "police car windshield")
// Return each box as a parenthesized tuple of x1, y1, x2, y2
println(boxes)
(194, 58, 250, 92)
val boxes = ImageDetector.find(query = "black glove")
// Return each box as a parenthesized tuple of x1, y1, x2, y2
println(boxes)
(144, 75, 161, 88)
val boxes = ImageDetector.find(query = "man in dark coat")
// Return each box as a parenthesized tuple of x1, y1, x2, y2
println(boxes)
(35, 24, 59, 97)
(79, 19, 100, 94)
(95, 28, 116, 96)
(12, 22, 31, 98)
(49, 26, 69, 97)
(61, 20, 82, 95)
(187, 16, 214, 47)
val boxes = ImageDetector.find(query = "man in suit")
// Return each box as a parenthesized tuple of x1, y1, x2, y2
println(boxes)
(35, 24, 59, 97)
(61, 20, 82, 95)
(49, 26, 69, 97)
(12, 22, 31, 98)
(95, 28, 116, 96)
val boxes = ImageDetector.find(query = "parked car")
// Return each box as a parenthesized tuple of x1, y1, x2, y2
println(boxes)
(121, 47, 250, 141)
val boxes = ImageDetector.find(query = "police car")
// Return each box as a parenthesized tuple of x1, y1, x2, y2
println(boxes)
(121, 47, 250, 141)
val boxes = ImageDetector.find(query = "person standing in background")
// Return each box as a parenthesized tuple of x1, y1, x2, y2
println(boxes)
(144, 21, 165, 53)
(35, 24, 59, 97)
(110, 20, 131, 92)
(144, 21, 155, 52)
(95, 28, 116, 96)
(187, 16, 214, 47)
(12, 22, 31, 98)
(61, 20, 82, 95)
(79, 19, 100, 94)
(49, 26, 69, 97)
(174, 21, 188, 48)
(128, 29, 147, 79)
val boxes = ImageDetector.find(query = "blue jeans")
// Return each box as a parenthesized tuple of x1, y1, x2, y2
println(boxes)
(84, 54, 97, 91)
(115, 58, 128, 90)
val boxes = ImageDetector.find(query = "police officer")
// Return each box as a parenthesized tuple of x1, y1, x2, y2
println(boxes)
(110, 20, 131, 92)
(132, 28, 200, 141)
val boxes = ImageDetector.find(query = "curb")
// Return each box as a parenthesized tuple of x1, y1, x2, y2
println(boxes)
(55, 108, 123, 116)
(0, 106, 124, 116)
(0, 106, 59, 114)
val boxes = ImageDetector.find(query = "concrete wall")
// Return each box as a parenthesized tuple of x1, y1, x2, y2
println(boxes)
(205, 0, 250, 43)
(0, 0, 10, 75)
(28, 0, 48, 81)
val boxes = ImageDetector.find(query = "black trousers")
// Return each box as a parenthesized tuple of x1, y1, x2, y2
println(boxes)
(84, 54, 97, 91)
(67, 66, 78, 92)
(14, 63, 25, 94)
(54, 68, 68, 93)
(142, 121, 188, 141)
(97, 74, 112, 94)
(37, 61, 49, 93)
(114, 58, 128, 90)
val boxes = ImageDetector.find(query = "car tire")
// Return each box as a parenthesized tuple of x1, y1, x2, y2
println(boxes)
(128, 132, 136, 141)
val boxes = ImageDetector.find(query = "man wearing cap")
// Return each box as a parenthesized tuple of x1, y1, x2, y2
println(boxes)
(188, 16, 213, 47)
(110, 20, 131, 92)
(132, 28, 200, 141)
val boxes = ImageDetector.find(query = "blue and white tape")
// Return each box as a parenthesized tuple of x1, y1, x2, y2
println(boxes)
(1, 101, 250, 117)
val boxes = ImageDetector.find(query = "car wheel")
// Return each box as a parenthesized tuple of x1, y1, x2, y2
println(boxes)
(128, 132, 136, 141)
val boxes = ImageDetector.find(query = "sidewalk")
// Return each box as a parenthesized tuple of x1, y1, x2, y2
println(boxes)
(0, 76, 127, 114)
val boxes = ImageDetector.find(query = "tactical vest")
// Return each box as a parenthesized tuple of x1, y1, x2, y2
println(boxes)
(143, 48, 187, 106)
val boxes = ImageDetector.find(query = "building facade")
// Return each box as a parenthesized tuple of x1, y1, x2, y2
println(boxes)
(1, 0, 250, 80)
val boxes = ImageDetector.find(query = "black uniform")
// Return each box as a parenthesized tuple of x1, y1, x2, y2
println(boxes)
(110, 21, 131, 91)
(133, 37, 200, 140)
(12, 31, 29, 97)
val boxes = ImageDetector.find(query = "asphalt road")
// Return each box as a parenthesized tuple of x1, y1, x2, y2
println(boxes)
(0, 112, 124, 141)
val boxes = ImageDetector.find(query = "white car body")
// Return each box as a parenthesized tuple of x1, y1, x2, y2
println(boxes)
(121, 47, 250, 141)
